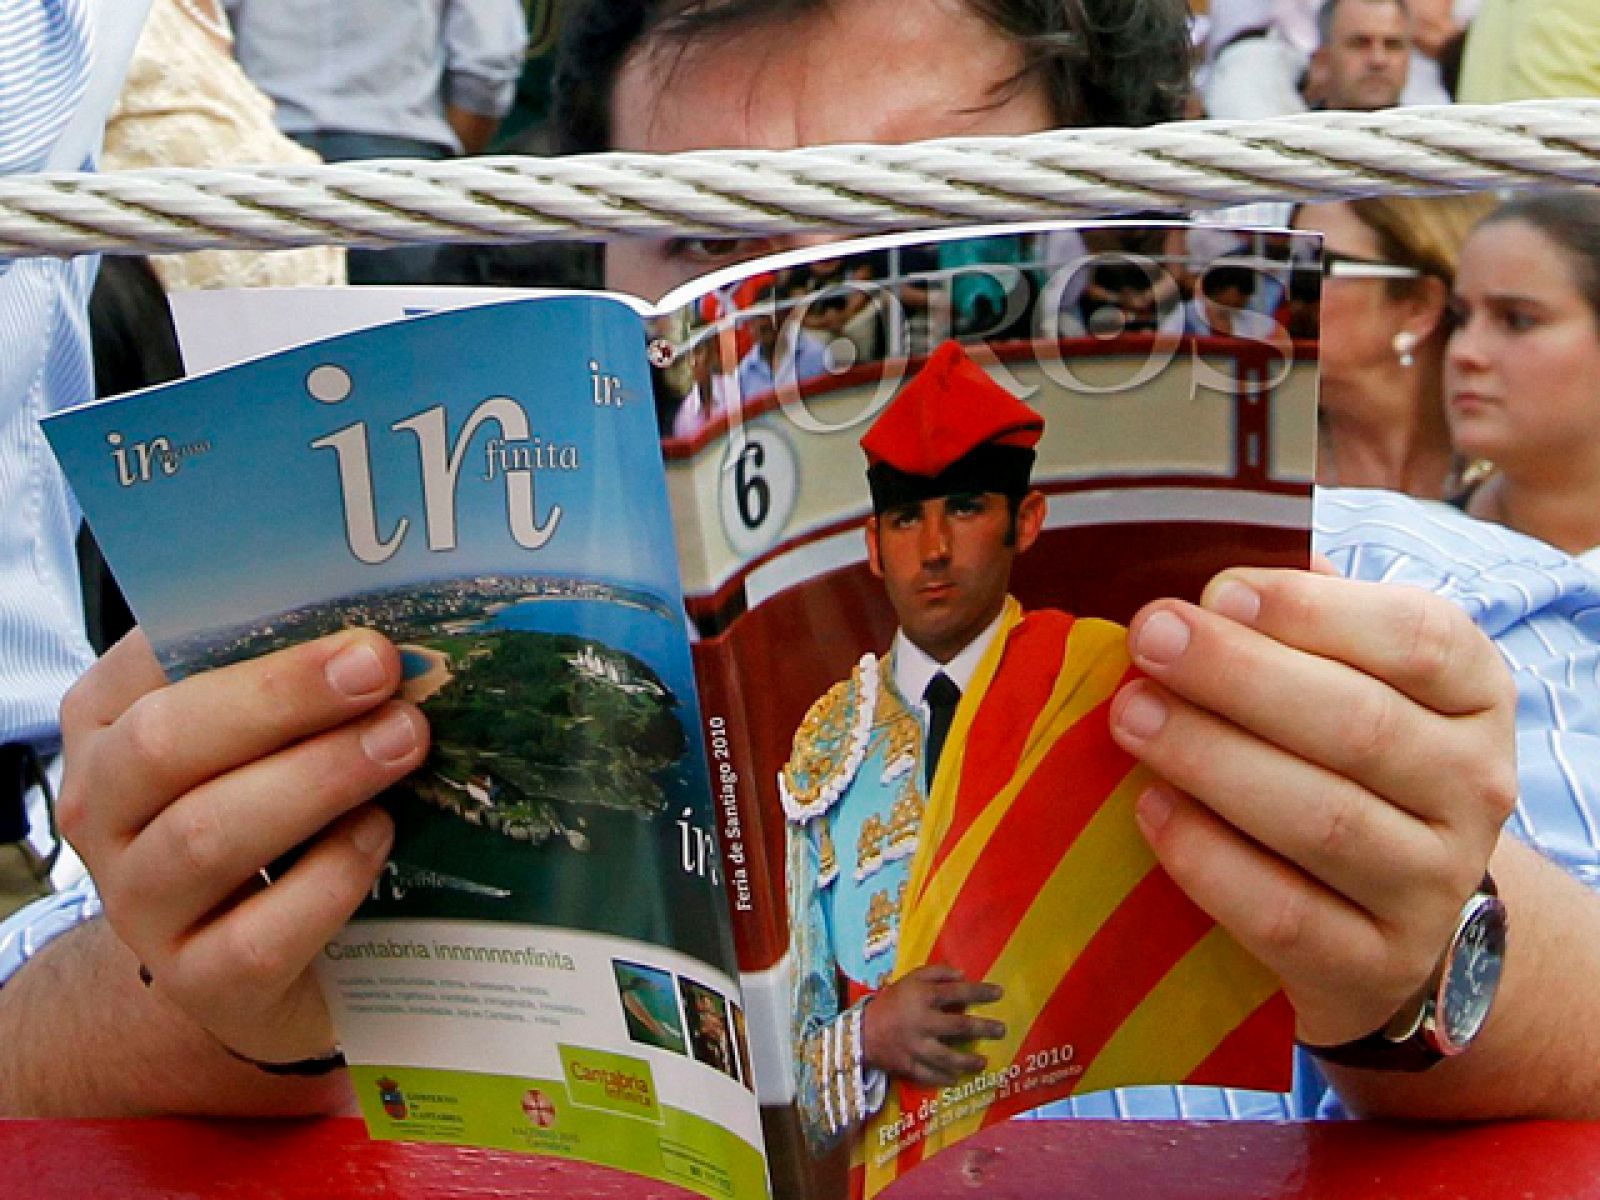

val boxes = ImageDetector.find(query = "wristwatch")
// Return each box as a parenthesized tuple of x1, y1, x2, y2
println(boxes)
(1304, 874, 1507, 1072)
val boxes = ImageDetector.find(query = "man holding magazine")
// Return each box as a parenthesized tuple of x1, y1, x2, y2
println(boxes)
(4, 0, 1600, 1154)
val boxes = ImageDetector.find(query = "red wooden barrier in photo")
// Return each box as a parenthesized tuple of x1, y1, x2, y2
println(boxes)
(8, 1117, 1600, 1199)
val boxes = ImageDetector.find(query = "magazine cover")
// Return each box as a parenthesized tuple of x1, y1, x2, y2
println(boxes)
(647, 222, 1317, 1198)
(58, 220, 1321, 1200)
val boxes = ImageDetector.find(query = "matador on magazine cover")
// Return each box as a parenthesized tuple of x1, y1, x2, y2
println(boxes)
(780, 341, 1286, 1198)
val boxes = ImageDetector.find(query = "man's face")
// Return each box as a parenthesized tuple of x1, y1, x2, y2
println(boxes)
(606, 0, 1056, 302)
(1313, 0, 1410, 111)
(865, 490, 1045, 663)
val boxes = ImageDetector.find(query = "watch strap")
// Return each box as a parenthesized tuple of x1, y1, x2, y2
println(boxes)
(1300, 1024, 1444, 1072)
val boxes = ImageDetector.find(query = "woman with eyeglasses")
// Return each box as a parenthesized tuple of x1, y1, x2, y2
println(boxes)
(1446, 191, 1600, 571)
(1291, 193, 1497, 495)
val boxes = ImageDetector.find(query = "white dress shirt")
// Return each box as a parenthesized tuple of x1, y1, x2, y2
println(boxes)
(889, 607, 1008, 736)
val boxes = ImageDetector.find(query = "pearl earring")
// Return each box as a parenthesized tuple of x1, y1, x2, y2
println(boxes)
(1393, 331, 1417, 369)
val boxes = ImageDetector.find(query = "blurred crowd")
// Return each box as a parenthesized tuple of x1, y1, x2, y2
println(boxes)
(92, 0, 1600, 584)
(1190, 0, 1600, 567)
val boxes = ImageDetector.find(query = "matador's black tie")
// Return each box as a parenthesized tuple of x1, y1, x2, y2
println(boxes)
(923, 672, 962, 790)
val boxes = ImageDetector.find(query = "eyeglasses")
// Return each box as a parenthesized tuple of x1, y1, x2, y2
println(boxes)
(1322, 251, 1424, 281)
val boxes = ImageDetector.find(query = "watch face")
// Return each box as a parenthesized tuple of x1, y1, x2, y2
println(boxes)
(1438, 897, 1508, 1053)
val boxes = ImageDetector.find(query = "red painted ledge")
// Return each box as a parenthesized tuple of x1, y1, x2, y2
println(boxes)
(7, 1116, 1600, 1199)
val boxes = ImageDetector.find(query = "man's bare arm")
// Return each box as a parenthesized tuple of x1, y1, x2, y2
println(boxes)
(446, 105, 499, 155)
(2, 627, 429, 1117)
(0, 918, 352, 1116)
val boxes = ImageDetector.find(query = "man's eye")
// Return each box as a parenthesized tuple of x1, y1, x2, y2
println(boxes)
(664, 236, 775, 265)
(946, 495, 987, 517)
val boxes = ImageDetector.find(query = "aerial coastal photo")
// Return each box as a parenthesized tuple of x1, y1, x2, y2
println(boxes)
(172, 572, 729, 964)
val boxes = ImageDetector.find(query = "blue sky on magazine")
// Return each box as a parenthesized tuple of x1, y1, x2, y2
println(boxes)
(48, 296, 680, 646)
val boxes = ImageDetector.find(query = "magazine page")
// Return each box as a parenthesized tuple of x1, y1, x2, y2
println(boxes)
(167, 285, 656, 376)
(44, 296, 767, 1200)
(649, 221, 1320, 1199)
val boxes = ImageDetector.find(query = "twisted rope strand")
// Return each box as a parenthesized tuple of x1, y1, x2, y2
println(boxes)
(3, 100, 1597, 259)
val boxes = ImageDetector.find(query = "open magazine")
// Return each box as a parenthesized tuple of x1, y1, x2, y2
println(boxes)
(46, 220, 1322, 1200)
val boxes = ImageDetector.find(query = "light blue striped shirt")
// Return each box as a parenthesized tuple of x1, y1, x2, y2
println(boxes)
(6, 487, 1600, 1123)
(0, 0, 145, 876)
(0, 0, 99, 758)
(221, 0, 528, 154)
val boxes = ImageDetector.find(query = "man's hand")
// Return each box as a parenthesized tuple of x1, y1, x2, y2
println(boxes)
(1408, 0, 1467, 59)
(445, 105, 499, 155)
(862, 964, 1005, 1087)
(57, 628, 429, 1066)
(1111, 567, 1517, 1048)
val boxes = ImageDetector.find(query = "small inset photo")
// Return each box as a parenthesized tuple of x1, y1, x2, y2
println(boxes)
(730, 1000, 755, 1092)
(612, 959, 688, 1055)
(679, 977, 738, 1080)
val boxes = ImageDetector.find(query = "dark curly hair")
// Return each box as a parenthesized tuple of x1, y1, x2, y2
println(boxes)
(551, 0, 1194, 155)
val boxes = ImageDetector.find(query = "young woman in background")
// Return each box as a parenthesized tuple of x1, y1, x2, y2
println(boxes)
(1447, 190, 1600, 570)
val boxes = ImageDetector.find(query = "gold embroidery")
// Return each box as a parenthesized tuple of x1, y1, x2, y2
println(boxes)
(818, 820, 839, 886)
(864, 889, 896, 960)
(780, 658, 878, 823)
(883, 782, 922, 862)
(855, 813, 886, 880)
(840, 1008, 861, 1125)
(875, 659, 920, 784)
(804, 1032, 826, 1099)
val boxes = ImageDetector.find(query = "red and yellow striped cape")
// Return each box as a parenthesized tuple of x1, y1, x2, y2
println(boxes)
(855, 598, 1292, 1198)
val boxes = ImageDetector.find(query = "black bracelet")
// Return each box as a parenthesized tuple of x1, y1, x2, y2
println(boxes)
(220, 1043, 348, 1078)
(137, 961, 346, 1076)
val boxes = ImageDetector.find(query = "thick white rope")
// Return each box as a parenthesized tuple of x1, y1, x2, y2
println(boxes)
(3, 100, 1597, 259)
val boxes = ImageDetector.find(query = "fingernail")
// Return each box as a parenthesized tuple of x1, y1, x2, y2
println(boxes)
(327, 641, 387, 698)
(1209, 579, 1261, 625)
(1132, 611, 1190, 667)
(1136, 787, 1173, 834)
(1117, 687, 1168, 741)
(361, 708, 419, 766)
(351, 808, 393, 857)
(988, 1022, 1007, 1040)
